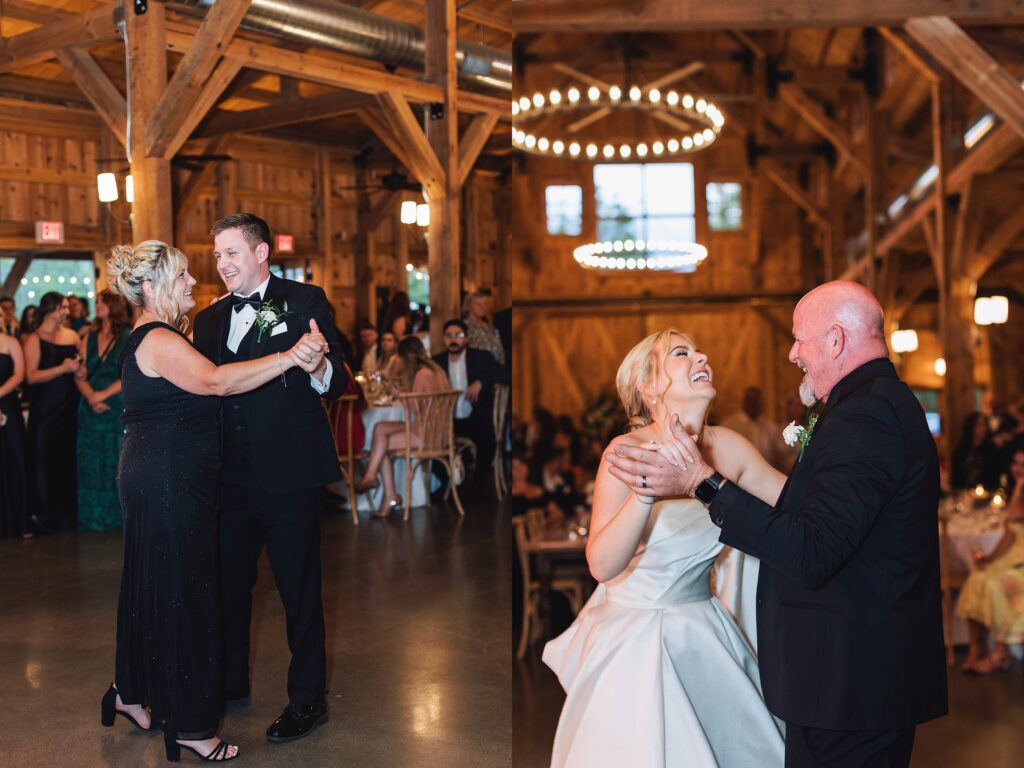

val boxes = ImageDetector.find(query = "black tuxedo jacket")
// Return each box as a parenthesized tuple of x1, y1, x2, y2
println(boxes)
(710, 358, 947, 730)
(431, 347, 502, 422)
(193, 274, 347, 493)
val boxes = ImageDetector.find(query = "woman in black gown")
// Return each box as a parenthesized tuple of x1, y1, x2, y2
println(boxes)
(0, 306, 29, 539)
(103, 241, 329, 762)
(23, 292, 81, 532)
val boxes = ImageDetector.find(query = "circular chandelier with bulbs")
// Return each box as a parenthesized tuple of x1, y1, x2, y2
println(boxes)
(573, 239, 708, 273)
(511, 83, 726, 162)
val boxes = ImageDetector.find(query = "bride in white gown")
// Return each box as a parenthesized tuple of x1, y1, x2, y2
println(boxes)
(543, 328, 786, 767)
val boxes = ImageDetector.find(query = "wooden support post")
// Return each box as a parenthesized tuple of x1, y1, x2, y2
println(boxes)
(931, 77, 975, 473)
(127, 4, 173, 245)
(1, 253, 32, 296)
(425, 0, 460, 351)
(317, 148, 335, 305)
(863, 101, 889, 294)
(463, 173, 482, 289)
(353, 165, 376, 328)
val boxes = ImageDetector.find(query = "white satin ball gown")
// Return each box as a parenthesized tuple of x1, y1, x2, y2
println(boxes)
(542, 497, 784, 768)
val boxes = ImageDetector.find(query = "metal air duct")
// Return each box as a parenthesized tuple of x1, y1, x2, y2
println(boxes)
(173, 0, 511, 91)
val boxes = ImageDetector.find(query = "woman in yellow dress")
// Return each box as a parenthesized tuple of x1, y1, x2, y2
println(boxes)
(957, 447, 1024, 673)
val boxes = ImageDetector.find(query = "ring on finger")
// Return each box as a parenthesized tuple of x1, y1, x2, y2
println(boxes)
(641, 475, 648, 489)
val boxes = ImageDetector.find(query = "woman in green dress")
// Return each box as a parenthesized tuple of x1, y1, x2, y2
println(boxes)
(76, 289, 131, 531)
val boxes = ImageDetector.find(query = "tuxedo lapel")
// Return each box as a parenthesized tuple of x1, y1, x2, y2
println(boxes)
(209, 295, 233, 365)
(248, 274, 290, 358)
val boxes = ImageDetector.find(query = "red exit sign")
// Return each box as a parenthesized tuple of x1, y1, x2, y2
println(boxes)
(35, 221, 64, 244)
(275, 234, 294, 253)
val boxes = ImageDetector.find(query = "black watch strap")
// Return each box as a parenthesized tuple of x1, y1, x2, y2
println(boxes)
(695, 471, 725, 505)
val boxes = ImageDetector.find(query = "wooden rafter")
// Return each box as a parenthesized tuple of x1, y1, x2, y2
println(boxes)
(513, 0, 1024, 32)
(970, 195, 1024, 278)
(197, 91, 376, 138)
(146, 0, 253, 158)
(54, 47, 127, 147)
(163, 24, 506, 116)
(760, 158, 829, 230)
(354, 106, 420, 180)
(457, 112, 500, 188)
(175, 136, 234, 226)
(643, 62, 706, 91)
(365, 190, 401, 233)
(878, 26, 940, 83)
(778, 84, 867, 173)
(905, 16, 1024, 143)
(0, 5, 119, 74)
(152, 58, 243, 159)
(375, 92, 446, 197)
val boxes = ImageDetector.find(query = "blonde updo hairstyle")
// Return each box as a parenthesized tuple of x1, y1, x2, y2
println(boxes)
(616, 327, 699, 432)
(107, 240, 190, 332)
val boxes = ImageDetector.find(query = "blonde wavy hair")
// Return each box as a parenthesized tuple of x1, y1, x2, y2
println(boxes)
(106, 240, 190, 332)
(615, 327, 699, 431)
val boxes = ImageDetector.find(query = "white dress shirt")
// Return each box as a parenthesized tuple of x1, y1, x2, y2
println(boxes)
(227, 275, 332, 393)
(447, 351, 473, 419)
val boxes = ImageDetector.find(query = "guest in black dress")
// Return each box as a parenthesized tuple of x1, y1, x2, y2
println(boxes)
(103, 240, 330, 763)
(23, 292, 81, 532)
(0, 307, 29, 539)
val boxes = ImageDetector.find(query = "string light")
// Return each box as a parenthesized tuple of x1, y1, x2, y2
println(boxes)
(573, 240, 709, 273)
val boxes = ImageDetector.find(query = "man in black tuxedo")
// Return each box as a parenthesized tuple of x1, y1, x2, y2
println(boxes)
(193, 213, 347, 743)
(432, 318, 503, 478)
(608, 281, 947, 766)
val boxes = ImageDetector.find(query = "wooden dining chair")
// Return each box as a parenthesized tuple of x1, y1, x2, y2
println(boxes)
(327, 394, 368, 525)
(492, 384, 511, 500)
(388, 390, 464, 520)
(513, 510, 586, 660)
(938, 513, 964, 666)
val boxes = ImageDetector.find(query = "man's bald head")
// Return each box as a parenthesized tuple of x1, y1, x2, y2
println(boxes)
(789, 281, 889, 403)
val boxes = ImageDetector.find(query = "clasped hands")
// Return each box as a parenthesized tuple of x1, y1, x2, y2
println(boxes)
(605, 414, 717, 502)
(288, 318, 329, 376)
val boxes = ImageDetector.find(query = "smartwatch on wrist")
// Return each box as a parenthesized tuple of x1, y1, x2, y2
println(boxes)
(694, 471, 726, 505)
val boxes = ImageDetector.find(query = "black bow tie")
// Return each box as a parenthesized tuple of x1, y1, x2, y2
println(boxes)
(232, 292, 261, 313)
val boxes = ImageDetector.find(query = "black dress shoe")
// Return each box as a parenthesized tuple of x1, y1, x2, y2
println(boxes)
(266, 703, 329, 743)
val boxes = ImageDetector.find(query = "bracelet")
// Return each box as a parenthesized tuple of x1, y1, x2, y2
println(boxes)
(276, 351, 288, 388)
(635, 493, 656, 507)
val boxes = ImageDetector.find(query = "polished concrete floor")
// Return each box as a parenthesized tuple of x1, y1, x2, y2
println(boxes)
(0, 493, 511, 767)
(514, 643, 1024, 767)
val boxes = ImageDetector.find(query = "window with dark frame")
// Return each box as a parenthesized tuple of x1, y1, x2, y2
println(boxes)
(544, 184, 584, 236)
(706, 182, 743, 231)
(593, 163, 696, 244)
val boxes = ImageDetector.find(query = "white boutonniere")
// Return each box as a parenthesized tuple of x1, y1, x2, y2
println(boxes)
(782, 406, 821, 461)
(253, 300, 291, 342)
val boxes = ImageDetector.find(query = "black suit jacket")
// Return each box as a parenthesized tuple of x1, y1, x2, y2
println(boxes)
(710, 358, 947, 730)
(431, 347, 502, 422)
(193, 274, 347, 493)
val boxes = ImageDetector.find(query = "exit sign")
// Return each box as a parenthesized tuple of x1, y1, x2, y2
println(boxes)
(35, 221, 64, 244)
(275, 234, 294, 253)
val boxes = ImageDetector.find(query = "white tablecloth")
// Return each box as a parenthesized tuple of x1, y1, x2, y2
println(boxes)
(347, 405, 429, 511)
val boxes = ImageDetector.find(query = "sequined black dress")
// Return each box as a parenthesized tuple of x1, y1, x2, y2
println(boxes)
(28, 338, 79, 530)
(0, 351, 28, 538)
(114, 322, 222, 739)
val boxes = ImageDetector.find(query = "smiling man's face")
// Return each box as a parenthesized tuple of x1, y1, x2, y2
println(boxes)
(214, 227, 269, 296)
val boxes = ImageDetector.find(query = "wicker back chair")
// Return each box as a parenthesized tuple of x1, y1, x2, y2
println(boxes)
(493, 384, 511, 499)
(388, 390, 464, 520)
(327, 394, 368, 525)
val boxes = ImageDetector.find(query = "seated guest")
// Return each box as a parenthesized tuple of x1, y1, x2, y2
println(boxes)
(534, 444, 584, 522)
(355, 336, 450, 518)
(1, 296, 19, 337)
(952, 411, 1001, 490)
(721, 385, 783, 469)
(0, 305, 29, 538)
(75, 290, 131, 532)
(957, 447, 1024, 673)
(358, 321, 378, 373)
(376, 330, 399, 376)
(432, 318, 503, 479)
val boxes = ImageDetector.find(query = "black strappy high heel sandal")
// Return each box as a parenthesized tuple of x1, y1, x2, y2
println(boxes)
(164, 731, 240, 762)
(101, 684, 150, 731)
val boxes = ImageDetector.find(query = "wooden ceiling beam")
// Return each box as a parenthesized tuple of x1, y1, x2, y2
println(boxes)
(376, 92, 445, 197)
(969, 193, 1024, 278)
(162, 23, 504, 116)
(457, 112, 500, 187)
(760, 158, 829, 230)
(54, 48, 127, 147)
(354, 106, 423, 187)
(146, 0, 252, 158)
(197, 90, 376, 138)
(0, 6, 120, 74)
(905, 16, 1024, 143)
(878, 27, 940, 83)
(175, 135, 234, 226)
(514, 0, 1024, 32)
(778, 84, 868, 173)
(0, 74, 91, 106)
